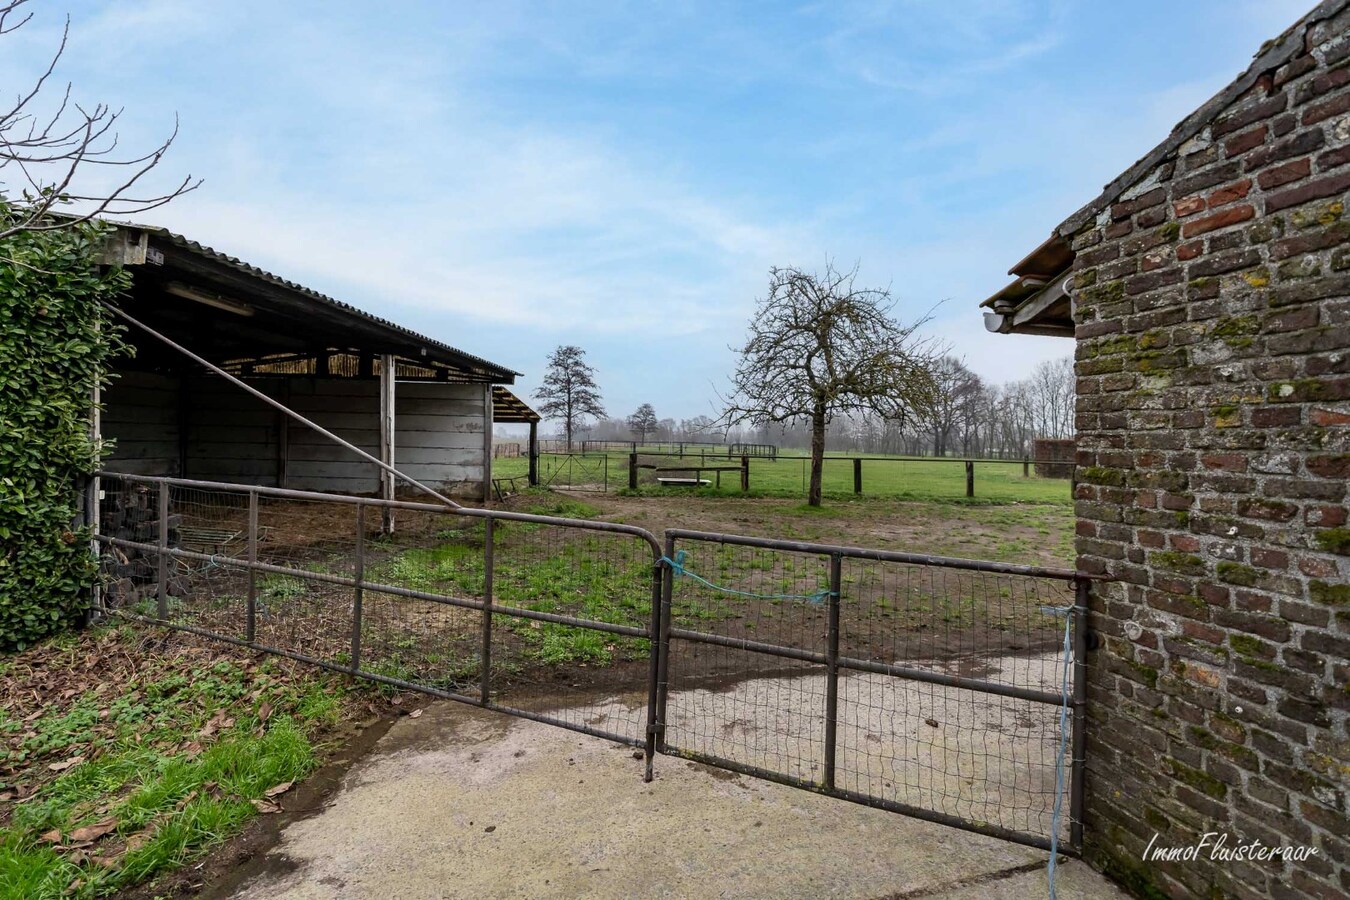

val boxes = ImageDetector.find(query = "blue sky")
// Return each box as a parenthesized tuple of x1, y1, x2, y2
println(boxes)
(3, 0, 1317, 423)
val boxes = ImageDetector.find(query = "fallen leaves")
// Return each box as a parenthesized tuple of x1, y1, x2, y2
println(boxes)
(197, 710, 235, 739)
(48, 755, 84, 772)
(409, 708, 423, 719)
(250, 798, 282, 814)
(39, 817, 118, 847)
(264, 781, 294, 799)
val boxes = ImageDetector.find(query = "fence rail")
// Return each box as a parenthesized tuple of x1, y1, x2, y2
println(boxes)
(94, 469, 1087, 854)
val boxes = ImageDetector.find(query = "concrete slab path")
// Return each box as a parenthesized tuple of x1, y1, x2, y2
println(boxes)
(219, 699, 1128, 899)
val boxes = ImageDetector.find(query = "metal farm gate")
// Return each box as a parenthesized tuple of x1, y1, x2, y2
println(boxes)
(95, 471, 1086, 854)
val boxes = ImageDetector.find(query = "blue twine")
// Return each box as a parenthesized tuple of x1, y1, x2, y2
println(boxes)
(1040, 604, 1074, 900)
(660, 550, 837, 605)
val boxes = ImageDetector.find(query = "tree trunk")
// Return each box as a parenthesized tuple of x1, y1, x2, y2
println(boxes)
(808, 403, 826, 507)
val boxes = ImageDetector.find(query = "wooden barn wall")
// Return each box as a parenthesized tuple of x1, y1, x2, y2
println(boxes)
(102, 371, 182, 475)
(102, 373, 487, 496)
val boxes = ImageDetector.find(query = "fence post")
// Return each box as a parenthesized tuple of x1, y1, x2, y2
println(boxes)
(853, 458, 862, 495)
(1023, 456, 1030, 478)
(156, 482, 169, 619)
(965, 460, 975, 498)
(644, 543, 667, 782)
(350, 503, 365, 673)
(653, 534, 677, 756)
(1071, 579, 1089, 852)
(246, 490, 258, 643)
(824, 553, 842, 790)
(629, 452, 638, 490)
(481, 517, 495, 705)
(740, 455, 750, 492)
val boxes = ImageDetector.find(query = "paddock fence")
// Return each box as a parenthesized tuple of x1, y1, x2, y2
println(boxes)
(94, 470, 1088, 854)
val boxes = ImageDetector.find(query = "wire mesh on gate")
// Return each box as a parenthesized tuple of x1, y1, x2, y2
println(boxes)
(95, 472, 660, 747)
(655, 531, 1080, 850)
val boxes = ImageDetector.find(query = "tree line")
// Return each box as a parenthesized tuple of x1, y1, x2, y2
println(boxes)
(533, 262, 1076, 505)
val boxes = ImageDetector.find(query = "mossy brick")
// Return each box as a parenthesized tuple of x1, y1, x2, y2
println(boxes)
(1309, 580, 1350, 604)
(1153, 551, 1208, 576)
(1164, 758, 1228, 799)
(1080, 466, 1126, 487)
(1289, 198, 1344, 229)
(1217, 562, 1261, 586)
(1081, 280, 1126, 305)
(1229, 633, 1272, 657)
(1276, 256, 1322, 280)
(1210, 315, 1260, 339)
(1313, 527, 1350, 555)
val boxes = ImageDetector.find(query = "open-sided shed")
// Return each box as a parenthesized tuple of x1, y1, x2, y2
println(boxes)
(97, 224, 532, 502)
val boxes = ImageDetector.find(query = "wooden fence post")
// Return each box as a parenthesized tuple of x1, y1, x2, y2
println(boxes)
(629, 452, 638, 490)
(853, 458, 862, 495)
(1023, 457, 1030, 478)
(740, 455, 750, 492)
(965, 460, 975, 498)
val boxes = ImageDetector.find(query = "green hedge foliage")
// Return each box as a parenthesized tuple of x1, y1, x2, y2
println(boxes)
(0, 211, 130, 650)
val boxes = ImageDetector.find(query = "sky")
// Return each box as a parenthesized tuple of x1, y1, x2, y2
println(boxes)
(1, 0, 1319, 425)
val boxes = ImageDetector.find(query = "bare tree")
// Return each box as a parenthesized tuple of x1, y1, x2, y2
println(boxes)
(723, 262, 938, 506)
(533, 345, 606, 451)
(924, 356, 983, 457)
(0, 0, 198, 241)
(626, 403, 658, 444)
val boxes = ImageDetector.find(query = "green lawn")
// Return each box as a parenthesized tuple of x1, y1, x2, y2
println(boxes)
(495, 451, 1072, 504)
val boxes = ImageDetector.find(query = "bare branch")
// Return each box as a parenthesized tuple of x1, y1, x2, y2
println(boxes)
(0, 3, 199, 241)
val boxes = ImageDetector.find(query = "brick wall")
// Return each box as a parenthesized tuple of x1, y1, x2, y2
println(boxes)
(1069, 10, 1349, 899)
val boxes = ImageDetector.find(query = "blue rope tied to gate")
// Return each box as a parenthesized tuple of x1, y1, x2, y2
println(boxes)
(1040, 604, 1074, 900)
(660, 550, 837, 605)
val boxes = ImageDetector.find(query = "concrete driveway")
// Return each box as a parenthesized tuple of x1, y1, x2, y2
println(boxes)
(214, 694, 1126, 899)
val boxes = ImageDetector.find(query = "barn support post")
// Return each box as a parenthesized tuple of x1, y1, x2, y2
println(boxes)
(482, 384, 493, 504)
(379, 354, 396, 534)
(528, 420, 539, 486)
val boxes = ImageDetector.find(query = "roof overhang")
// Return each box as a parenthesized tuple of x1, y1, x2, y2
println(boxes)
(101, 223, 521, 384)
(979, 233, 1076, 337)
(492, 387, 541, 424)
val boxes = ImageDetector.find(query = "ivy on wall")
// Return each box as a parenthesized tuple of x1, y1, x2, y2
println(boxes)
(0, 209, 129, 650)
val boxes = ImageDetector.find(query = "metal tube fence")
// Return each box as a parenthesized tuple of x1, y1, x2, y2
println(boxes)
(652, 528, 1087, 853)
(94, 470, 1091, 855)
(96, 471, 662, 752)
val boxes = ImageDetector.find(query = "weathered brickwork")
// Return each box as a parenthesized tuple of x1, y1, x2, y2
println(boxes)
(1069, 10, 1350, 900)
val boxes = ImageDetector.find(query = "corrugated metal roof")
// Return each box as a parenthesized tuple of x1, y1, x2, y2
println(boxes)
(122, 222, 522, 382)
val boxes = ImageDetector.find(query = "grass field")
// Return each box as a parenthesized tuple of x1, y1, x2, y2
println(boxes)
(495, 450, 1072, 504)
